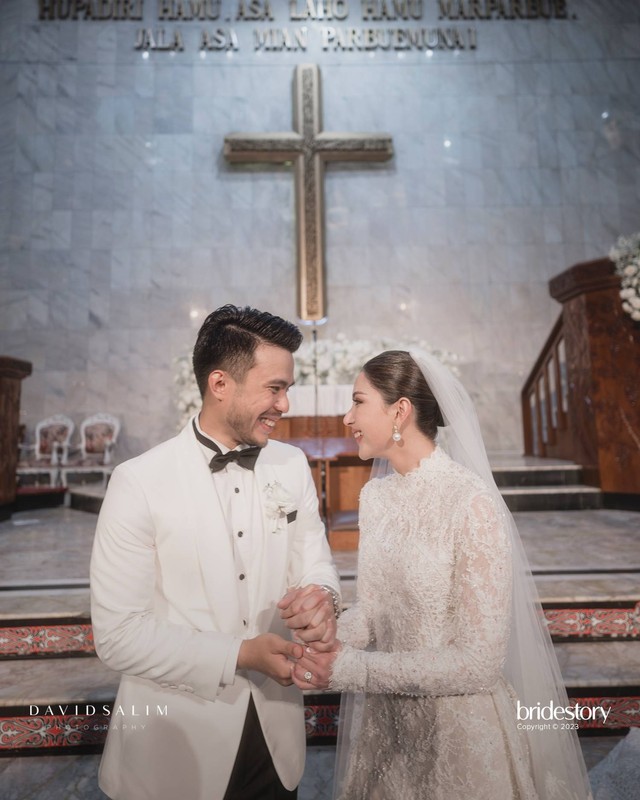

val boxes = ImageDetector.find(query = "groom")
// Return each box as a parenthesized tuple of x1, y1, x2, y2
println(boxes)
(90, 305, 341, 800)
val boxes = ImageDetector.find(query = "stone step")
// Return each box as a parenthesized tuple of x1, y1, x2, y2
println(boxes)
(502, 485, 603, 512)
(0, 641, 637, 758)
(492, 464, 584, 488)
(0, 657, 118, 709)
(0, 587, 90, 622)
(2, 571, 637, 625)
(69, 460, 602, 518)
(329, 487, 608, 546)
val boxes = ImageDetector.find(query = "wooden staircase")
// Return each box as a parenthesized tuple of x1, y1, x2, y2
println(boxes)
(521, 257, 640, 503)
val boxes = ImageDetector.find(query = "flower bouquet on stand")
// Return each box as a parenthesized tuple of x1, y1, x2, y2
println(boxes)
(610, 233, 640, 322)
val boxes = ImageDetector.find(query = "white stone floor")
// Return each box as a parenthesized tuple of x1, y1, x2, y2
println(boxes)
(0, 505, 638, 798)
(0, 737, 628, 800)
(2, 506, 640, 597)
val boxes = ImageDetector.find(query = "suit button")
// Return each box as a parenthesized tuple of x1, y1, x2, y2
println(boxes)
(234, 487, 240, 493)
(237, 531, 243, 537)
(239, 573, 245, 581)
(178, 684, 186, 691)
(243, 619, 247, 626)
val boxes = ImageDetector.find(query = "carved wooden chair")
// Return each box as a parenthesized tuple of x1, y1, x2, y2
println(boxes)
(62, 413, 121, 487)
(17, 414, 75, 487)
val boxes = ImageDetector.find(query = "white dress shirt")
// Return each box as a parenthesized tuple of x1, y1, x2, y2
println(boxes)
(193, 417, 266, 685)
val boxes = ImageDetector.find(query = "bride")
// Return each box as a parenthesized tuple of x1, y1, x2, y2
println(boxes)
(288, 350, 593, 800)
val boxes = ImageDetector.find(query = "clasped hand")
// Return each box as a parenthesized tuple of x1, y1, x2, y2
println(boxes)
(277, 584, 340, 690)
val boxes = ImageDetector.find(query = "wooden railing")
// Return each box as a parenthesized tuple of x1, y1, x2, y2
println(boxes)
(0, 356, 32, 518)
(521, 315, 570, 458)
(521, 257, 640, 497)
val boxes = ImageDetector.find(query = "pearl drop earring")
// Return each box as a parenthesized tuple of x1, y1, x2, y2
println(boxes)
(392, 424, 402, 443)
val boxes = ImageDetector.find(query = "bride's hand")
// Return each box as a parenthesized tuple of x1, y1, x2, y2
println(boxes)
(291, 642, 341, 690)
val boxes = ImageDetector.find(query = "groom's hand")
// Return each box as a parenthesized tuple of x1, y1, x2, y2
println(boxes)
(277, 584, 337, 652)
(237, 634, 303, 686)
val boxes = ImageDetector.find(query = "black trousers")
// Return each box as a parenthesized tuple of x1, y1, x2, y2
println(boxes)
(223, 696, 298, 800)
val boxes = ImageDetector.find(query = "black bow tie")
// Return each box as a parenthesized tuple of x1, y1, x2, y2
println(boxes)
(193, 420, 261, 473)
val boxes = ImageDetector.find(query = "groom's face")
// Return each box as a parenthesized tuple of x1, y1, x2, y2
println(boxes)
(225, 344, 294, 448)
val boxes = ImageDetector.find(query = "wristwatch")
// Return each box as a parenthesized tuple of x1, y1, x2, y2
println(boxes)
(321, 585, 342, 619)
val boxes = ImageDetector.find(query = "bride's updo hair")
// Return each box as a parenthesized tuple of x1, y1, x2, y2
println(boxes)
(362, 350, 445, 441)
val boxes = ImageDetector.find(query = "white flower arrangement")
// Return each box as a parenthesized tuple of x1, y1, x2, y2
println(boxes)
(609, 233, 640, 322)
(174, 354, 201, 430)
(263, 481, 297, 533)
(294, 333, 461, 385)
(174, 336, 462, 428)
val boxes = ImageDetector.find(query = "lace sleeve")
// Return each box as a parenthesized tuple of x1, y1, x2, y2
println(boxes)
(337, 599, 374, 650)
(330, 492, 512, 695)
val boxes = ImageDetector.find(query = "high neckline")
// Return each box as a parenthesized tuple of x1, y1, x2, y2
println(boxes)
(384, 444, 447, 481)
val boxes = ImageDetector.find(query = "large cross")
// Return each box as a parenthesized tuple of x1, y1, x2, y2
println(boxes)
(224, 64, 394, 322)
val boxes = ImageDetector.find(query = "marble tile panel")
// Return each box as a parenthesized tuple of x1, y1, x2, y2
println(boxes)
(55, 62, 78, 100)
(84, 367, 109, 406)
(30, 210, 71, 251)
(67, 134, 93, 172)
(15, 133, 57, 174)
(0, 291, 30, 331)
(35, 96, 58, 134)
(14, 93, 40, 138)
(69, 213, 96, 253)
(1, 9, 639, 459)
(536, 126, 560, 170)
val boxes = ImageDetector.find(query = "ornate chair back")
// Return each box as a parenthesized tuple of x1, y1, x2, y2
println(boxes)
(34, 415, 75, 464)
(79, 413, 121, 465)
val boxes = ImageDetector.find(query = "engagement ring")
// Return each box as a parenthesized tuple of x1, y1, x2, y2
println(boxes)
(304, 671, 313, 682)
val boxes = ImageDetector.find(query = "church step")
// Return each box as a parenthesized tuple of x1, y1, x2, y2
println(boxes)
(0, 605, 637, 662)
(329, 486, 606, 547)
(0, 587, 90, 622)
(501, 485, 603, 512)
(68, 462, 601, 518)
(0, 657, 118, 710)
(68, 484, 104, 515)
(1, 642, 638, 755)
(492, 464, 584, 488)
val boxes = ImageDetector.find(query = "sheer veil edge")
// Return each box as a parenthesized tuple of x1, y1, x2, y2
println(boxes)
(333, 349, 592, 800)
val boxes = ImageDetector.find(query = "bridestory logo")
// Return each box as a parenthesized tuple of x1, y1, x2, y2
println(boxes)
(516, 700, 610, 725)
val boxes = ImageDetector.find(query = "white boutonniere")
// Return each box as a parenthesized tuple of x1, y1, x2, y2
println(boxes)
(263, 481, 297, 533)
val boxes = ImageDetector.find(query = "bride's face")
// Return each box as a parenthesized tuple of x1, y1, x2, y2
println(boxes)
(343, 371, 396, 461)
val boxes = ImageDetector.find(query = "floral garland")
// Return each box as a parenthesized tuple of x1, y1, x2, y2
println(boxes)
(174, 336, 461, 429)
(294, 333, 460, 385)
(609, 233, 640, 322)
(174, 354, 202, 430)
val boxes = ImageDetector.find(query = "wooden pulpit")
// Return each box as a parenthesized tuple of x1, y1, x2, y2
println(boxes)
(549, 258, 640, 496)
(0, 356, 32, 519)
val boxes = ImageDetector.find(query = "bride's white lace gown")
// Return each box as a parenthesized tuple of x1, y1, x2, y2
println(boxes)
(330, 447, 540, 800)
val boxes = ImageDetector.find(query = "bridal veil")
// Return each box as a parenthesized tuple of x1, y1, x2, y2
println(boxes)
(334, 349, 593, 800)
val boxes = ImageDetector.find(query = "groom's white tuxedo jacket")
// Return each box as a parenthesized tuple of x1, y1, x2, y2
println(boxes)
(90, 420, 340, 800)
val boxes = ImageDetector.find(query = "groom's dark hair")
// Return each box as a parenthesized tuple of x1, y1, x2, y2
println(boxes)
(193, 305, 303, 397)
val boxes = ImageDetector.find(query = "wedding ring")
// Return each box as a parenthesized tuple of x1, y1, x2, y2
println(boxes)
(304, 671, 313, 682)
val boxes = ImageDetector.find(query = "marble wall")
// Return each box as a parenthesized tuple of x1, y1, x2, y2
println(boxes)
(1, 0, 639, 456)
